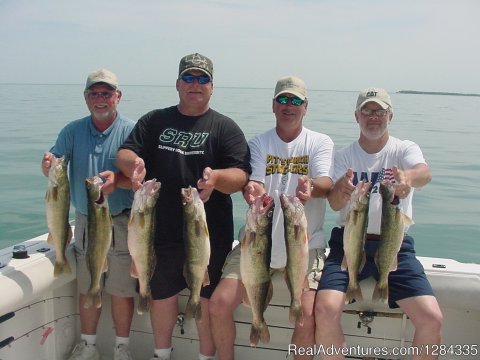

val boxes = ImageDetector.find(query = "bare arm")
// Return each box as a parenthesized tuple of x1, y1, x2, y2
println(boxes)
(116, 148, 146, 191)
(197, 167, 249, 202)
(393, 163, 432, 199)
(327, 168, 356, 211)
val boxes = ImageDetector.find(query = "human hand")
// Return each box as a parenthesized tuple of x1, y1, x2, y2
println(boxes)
(335, 168, 356, 203)
(98, 170, 116, 195)
(392, 166, 411, 199)
(41, 152, 54, 177)
(296, 175, 312, 204)
(242, 181, 264, 205)
(197, 167, 216, 202)
(131, 157, 146, 191)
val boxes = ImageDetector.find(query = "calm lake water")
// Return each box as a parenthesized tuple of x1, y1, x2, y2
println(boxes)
(0, 84, 478, 263)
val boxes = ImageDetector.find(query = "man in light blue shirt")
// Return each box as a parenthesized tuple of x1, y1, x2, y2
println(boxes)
(41, 69, 136, 360)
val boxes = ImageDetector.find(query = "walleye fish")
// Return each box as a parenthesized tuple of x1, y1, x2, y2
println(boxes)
(341, 181, 370, 303)
(373, 181, 412, 303)
(84, 175, 112, 309)
(128, 179, 161, 314)
(240, 194, 274, 347)
(280, 193, 309, 325)
(181, 186, 211, 320)
(45, 155, 72, 277)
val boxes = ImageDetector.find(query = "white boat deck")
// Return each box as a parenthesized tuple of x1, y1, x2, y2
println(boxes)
(1, 233, 479, 359)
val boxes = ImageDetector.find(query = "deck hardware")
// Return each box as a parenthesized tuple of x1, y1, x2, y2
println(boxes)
(176, 313, 185, 334)
(12, 245, 29, 259)
(357, 311, 375, 334)
(432, 263, 446, 269)
(0, 312, 15, 324)
(0, 336, 14, 349)
(36, 247, 50, 253)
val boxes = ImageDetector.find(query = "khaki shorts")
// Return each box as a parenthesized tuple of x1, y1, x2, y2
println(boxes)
(74, 211, 137, 297)
(222, 244, 326, 290)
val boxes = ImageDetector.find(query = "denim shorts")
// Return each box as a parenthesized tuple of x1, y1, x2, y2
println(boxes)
(318, 227, 434, 308)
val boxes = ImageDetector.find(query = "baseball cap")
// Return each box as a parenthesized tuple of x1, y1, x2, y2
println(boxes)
(85, 68, 119, 90)
(273, 76, 307, 100)
(178, 53, 213, 79)
(356, 88, 392, 110)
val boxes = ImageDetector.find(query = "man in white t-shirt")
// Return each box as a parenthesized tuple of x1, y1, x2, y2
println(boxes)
(209, 76, 334, 360)
(314, 88, 443, 360)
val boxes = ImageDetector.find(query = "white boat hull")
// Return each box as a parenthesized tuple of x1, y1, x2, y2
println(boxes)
(1, 233, 479, 359)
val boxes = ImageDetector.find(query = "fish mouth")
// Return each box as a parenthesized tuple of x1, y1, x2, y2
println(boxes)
(95, 190, 106, 205)
(260, 194, 274, 212)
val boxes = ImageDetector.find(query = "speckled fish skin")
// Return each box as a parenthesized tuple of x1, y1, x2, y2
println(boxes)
(240, 194, 274, 347)
(45, 155, 72, 277)
(342, 181, 370, 303)
(373, 181, 412, 303)
(128, 179, 161, 314)
(181, 186, 210, 321)
(280, 193, 309, 325)
(85, 175, 112, 309)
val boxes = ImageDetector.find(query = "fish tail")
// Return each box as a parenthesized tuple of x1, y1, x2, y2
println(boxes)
(289, 301, 304, 325)
(185, 298, 201, 320)
(345, 284, 363, 303)
(84, 290, 102, 309)
(53, 259, 72, 277)
(372, 283, 388, 303)
(249, 321, 270, 347)
(137, 293, 152, 315)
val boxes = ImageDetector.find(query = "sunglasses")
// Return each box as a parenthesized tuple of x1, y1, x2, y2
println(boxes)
(181, 73, 211, 85)
(275, 95, 305, 106)
(360, 108, 389, 116)
(85, 91, 116, 100)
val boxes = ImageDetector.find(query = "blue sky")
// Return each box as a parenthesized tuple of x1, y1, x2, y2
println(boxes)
(0, 0, 479, 92)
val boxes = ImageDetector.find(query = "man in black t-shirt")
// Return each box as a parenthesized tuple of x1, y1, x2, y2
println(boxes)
(117, 53, 250, 360)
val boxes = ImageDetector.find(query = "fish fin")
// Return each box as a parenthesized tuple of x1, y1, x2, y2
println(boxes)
(67, 225, 73, 244)
(51, 187, 58, 201)
(202, 270, 210, 287)
(194, 220, 202, 237)
(102, 258, 108, 273)
(372, 283, 388, 303)
(139, 212, 145, 228)
(53, 259, 72, 278)
(185, 299, 201, 320)
(390, 256, 399, 272)
(340, 256, 348, 271)
(250, 322, 270, 346)
(289, 301, 304, 325)
(84, 291, 102, 309)
(137, 293, 152, 315)
(359, 252, 367, 272)
(402, 213, 413, 227)
(130, 262, 139, 279)
(242, 293, 251, 308)
(264, 281, 273, 311)
(346, 284, 363, 303)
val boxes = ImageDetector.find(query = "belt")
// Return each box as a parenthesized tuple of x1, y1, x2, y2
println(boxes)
(365, 233, 382, 241)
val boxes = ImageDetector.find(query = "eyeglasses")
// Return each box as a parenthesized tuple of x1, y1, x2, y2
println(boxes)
(360, 108, 389, 116)
(85, 91, 117, 100)
(181, 73, 211, 85)
(275, 95, 305, 106)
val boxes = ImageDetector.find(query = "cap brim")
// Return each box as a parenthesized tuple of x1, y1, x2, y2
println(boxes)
(274, 90, 306, 101)
(86, 81, 118, 90)
(179, 67, 212, 78)
(357, 99, 389, 110)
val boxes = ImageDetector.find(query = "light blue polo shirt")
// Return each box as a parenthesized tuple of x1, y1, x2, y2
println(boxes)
(50, 113, 135, 216)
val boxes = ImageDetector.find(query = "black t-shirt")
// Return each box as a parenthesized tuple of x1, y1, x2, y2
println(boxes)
(120, 106, 251, 250)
